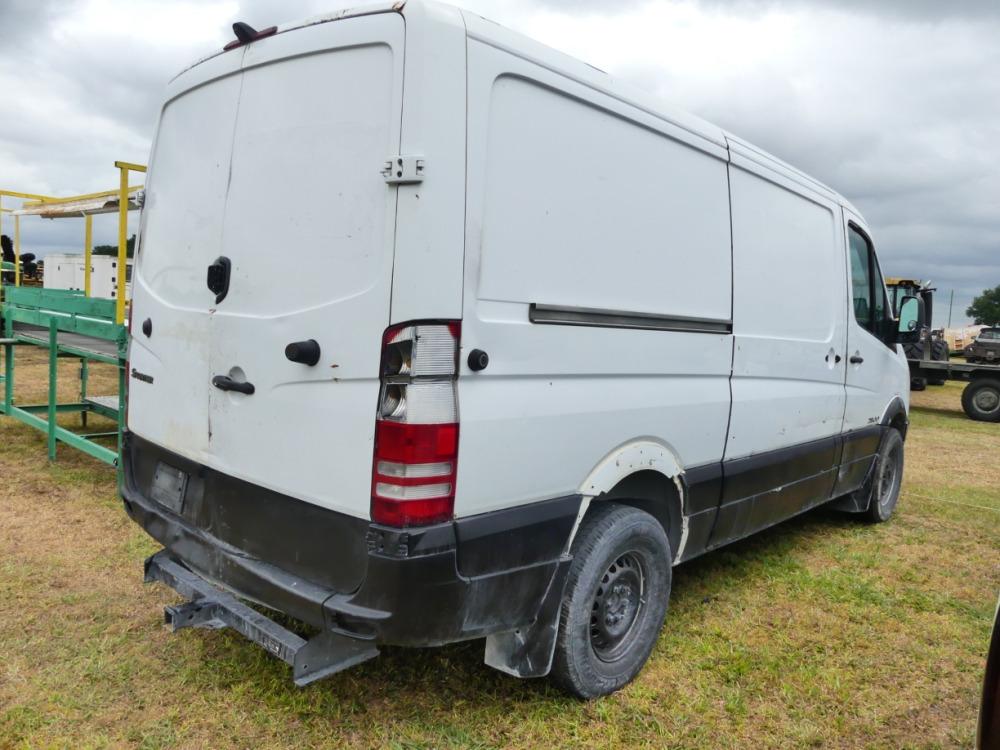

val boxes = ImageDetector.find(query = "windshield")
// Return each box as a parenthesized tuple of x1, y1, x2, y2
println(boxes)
(978, 329, 1000, 341)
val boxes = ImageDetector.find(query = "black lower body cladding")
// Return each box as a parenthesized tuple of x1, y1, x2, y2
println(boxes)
(121, 433, 581, 647)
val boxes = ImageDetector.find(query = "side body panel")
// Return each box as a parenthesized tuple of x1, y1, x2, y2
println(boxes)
(456, 26, 733, 542)
(841, 208, 909, 488)
(389, 2, 468, 323)
(711, 141, 848, 547)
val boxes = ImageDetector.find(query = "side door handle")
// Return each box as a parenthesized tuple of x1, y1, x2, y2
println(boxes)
(850, 354, 864, 365)
(212, 375, 255, 395)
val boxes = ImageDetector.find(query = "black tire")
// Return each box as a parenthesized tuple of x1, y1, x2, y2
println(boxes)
(928, 340, 949, 385)
(551, 503, 672, 699)
(864, 429, 904, 523)
(962, 379, 1000, 422)
(910, 377, 927, 392)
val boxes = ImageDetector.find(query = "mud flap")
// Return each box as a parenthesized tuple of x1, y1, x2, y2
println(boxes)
(483, 556, 572, 678)
(145, 550, 378, 686)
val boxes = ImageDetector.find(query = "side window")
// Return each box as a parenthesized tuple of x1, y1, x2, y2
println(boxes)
(848, 227, 872, 328)
(848, 224, 891, 341)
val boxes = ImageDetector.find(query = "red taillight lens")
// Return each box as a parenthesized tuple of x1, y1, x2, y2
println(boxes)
(371, 321, 460, 527)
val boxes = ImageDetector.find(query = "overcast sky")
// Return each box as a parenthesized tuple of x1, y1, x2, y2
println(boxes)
(1, 0, 997, 326)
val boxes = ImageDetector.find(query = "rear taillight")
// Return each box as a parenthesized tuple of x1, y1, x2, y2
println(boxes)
(371, 321, 460, 527)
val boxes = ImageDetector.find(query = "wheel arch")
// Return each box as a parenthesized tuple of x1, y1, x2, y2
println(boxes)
(569, 439, 688, 564)
(880, 396, 909, 440)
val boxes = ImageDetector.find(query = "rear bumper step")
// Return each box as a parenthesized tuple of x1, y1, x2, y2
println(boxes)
(144, 550, 378, 686)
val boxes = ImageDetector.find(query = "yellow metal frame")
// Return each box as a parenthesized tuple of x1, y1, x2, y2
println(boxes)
(114, 161, 146, 323)
(1, 162, 146, 321)
(85, 215, 93, 298)
(0, 190, 55, 287)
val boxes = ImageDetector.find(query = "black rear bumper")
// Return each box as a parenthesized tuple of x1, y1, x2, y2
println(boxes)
(122, 433, 579, 649)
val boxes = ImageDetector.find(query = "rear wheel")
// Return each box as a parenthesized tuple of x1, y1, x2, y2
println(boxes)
(864, 428, 904, 523)
(962, 379, 1000, 422)
(551, 503, 672, 699)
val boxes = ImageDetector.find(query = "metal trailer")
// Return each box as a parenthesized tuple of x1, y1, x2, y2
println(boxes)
(0, 161, 146, 473)
(906, 351, 1000, 422)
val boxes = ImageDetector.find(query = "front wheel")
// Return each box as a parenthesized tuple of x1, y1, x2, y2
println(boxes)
(962, 379, 1000, 422)
(865, 428, 904, 523)
(551, 503, 672, 699)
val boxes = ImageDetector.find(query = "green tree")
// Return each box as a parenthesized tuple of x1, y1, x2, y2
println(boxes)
(966, 284, 1000, 325)
(93, 233, 136, 258)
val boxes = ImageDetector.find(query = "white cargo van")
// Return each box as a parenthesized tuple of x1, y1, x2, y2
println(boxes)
(124, 1, 923, 698)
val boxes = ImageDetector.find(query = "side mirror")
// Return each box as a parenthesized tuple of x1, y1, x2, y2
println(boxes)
(896, 295, 925, 344)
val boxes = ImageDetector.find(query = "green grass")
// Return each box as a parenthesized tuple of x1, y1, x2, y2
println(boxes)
(1, 351, 997, 748)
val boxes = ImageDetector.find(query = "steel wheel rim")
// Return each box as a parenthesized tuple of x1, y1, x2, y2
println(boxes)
(877, 443, 901, 510)
(590, 552, 646, 662)
(973, 388, 1000, 414)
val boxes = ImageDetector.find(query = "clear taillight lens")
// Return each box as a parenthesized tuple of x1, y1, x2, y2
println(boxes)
(371, 322, 460, 527)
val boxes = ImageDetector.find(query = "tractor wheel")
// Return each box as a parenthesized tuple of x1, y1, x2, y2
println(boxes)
(910, 377, 927, 392)
(928, 340, 949, 386)
(962, 379, 1000, 422)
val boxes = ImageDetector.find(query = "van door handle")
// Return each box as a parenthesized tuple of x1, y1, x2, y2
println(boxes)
(212, 375, 255, 395)
(850, 354, 864, 365)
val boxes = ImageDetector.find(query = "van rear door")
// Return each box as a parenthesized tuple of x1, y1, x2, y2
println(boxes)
(129, 14, 405, 519)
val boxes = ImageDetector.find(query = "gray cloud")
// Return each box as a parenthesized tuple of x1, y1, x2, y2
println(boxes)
(693, 0, 1000, 19)
(531, 0, 1000, 20)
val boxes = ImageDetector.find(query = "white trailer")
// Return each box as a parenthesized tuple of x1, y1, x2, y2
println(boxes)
(124, 1, 919, 697)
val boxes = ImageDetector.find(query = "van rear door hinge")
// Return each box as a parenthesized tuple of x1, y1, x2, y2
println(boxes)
(382, 155, 424, 185)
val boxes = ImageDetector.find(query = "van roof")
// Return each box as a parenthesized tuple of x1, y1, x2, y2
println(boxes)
(173, 0, 405, 79)
(173, 0, 861, 219)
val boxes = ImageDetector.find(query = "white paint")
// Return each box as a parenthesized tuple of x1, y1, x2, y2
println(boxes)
(578, 440, 683, 497)
(843, 208, 910, 434)
(725, 150, 849, 461)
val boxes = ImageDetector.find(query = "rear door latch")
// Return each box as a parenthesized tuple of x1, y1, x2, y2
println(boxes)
(206, 256, 231, 304)
(382, 155, 424, 185)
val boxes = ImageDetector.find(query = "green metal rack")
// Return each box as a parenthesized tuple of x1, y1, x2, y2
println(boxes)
(1, 161, 144, 473)
(1, 286, 127, 467)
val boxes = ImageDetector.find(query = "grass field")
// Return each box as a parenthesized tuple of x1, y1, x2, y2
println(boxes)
(1, 347, 998, 749)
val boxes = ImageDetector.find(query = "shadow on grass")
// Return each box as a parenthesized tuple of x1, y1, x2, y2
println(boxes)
(170, 503, 868, 712)
(910, 404, 970, 423)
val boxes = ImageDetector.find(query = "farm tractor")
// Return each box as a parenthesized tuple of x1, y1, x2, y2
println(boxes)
(885, 277, 949, 390)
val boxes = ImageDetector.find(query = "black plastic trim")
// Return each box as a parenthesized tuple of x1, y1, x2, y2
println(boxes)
(455, 495, 582, 577)
(684, 462, 723, 515)
(720, 433, 839, 506)
(529, 303, 733, 334)
(880, 396, 910, 439)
